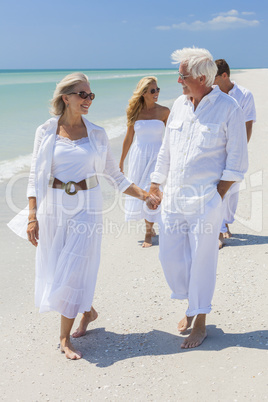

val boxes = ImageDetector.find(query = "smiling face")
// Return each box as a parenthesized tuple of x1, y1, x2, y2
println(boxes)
(64, 81, 93, 116)
(178, 63, 203, 98)
(143, 81, 159, 104)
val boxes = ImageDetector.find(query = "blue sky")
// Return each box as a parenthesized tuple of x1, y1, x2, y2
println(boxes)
(0, 0, 267, 69)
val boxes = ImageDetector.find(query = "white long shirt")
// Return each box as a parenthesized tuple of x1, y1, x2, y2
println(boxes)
(229, 82, 256, 123)
(151, 86, 248, 214)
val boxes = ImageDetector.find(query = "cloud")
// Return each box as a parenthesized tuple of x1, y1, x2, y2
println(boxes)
(217, 9, 239, 16)
(242, 11, 256, 16)
(155, 10, 260, 31)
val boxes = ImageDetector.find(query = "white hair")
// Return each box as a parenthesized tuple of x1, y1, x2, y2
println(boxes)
(171, 47, 217, 87)
(50, 72, 89, 115)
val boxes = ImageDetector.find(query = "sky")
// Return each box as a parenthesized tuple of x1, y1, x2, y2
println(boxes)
(0, 0, 267, 69)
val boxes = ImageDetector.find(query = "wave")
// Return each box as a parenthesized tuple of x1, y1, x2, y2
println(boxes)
(0, 70, 177, 86)
(0, 154, 32, 183)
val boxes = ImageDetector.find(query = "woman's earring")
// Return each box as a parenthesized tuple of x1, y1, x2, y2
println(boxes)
(66, 104, 69, 108)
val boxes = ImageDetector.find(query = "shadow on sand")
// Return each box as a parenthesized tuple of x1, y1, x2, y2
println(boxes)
(72, 326, 268, 367)
(223, 233, 268, 248)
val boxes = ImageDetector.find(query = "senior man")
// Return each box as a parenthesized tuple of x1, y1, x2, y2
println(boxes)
(214, 59, 256, 247)
(147, 48, 248, 349)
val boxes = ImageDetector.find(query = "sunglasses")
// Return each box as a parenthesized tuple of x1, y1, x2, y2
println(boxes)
(178, 72, 191, 80)
(69, 91, 95, 100)
(150, 87, 160, 94)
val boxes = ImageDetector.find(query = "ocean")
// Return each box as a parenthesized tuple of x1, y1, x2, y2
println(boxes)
(0, 69, 181, 183)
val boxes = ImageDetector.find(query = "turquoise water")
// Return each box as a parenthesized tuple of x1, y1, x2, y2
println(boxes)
(0, 69, 181, 181)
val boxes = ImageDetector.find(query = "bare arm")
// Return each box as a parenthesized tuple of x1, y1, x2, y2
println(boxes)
(246, 120, 253, 143)
(217, 180, 235, 199)
(162, 107, 170, 125)
(27, 196, 39, 247)
(124, 183, 160, 208)
(119, 125, 135, 174)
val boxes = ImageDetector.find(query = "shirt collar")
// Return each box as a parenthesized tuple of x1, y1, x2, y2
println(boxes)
(229, 81, 237, 95)
(183, 85, 221, 106)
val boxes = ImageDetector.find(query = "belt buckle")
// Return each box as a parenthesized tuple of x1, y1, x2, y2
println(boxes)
(65, 181, 77, 195)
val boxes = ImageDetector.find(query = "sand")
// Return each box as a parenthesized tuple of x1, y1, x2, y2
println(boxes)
(1, 69, 267, 401)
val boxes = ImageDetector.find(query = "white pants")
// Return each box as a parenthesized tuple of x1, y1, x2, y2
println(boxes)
(159, 192, 223, 317)
(220, 182, 240, 233)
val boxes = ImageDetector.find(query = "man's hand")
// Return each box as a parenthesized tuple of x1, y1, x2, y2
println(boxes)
(146, 183, 163, 210)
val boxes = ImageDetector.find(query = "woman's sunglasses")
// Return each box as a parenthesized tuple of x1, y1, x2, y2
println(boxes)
(150, 87, 160, 94)
(69, 91, 95, 100)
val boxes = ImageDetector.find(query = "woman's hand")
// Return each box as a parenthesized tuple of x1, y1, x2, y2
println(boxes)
(119, 162, 124, 174)
(27, 220, 39, 247)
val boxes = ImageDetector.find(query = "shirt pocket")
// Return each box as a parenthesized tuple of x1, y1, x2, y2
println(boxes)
(198, 123, 220, 148)
(168, 120, 184, 144)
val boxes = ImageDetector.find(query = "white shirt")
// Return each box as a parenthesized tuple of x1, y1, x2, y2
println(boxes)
(229, 82, 256, 123)
(151, 86, 248, 214)
(51, 136, 95, 183)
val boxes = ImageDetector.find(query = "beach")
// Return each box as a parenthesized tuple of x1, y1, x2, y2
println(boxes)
(1, 68, 267, 401)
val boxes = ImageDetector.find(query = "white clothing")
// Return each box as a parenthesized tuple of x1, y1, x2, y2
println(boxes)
(8, 117, 132, 319)
(125, 119, 163, 222)
(229, 82, 256, 123)
(52, 135, 95, 183)
(151, 86, 248, 315)
(151, 86, 248, 215)
(220, 182, 239, 233)
(159, 191, 223, 316)
(220, 82, 256, 232)
(8, 116, 131, 239)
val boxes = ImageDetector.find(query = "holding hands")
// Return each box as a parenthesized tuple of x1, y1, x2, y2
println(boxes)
(146, 183, 162, 210)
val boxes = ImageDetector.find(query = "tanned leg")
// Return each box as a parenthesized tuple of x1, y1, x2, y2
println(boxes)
(72, 306, 98, 338)
(142, 220, 154, 248)
(181, 314, 207, 349)
(60, 315, 82, 360)
(178, 315, 195, 333)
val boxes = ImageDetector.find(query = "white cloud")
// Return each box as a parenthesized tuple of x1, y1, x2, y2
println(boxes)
(242, 11, 256, 16)
(217, 9, 239, 16)
(155, 10, 260, 31)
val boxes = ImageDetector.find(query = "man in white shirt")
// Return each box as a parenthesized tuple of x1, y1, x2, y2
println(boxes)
(214, 59, 256, 247)
(147, 48, 248, 349)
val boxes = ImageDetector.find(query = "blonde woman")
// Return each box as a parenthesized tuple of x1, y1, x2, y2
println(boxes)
(8, 73, 159, 360)
(119, 77, 169, 247)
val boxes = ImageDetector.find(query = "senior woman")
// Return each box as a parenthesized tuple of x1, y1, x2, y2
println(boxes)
(119, 77, 169, 247)
(8, 72, 158, 360)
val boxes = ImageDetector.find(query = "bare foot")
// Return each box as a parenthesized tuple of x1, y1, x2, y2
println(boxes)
(72, 307, 98, 338)
(60, 338, 82, 360)
(178, 315, 194, 333)
(223, 224, 232, 239)
(142, 234, 152, 248)
(181, 314, 207, 349)
(219, 232, 224, 249)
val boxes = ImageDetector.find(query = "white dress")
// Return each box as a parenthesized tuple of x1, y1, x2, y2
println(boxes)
(125, 119, 164, 222)
(7, 117, 132, 320)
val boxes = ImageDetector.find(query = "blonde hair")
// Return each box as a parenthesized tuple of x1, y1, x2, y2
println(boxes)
(126, 76, 158, 126)
(50, 72, 89, 115)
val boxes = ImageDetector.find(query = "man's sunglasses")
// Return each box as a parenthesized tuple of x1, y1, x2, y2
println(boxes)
(150, 87, 160, 94)
(178, 72, 191, 80)
(69, 91, 95, 100)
